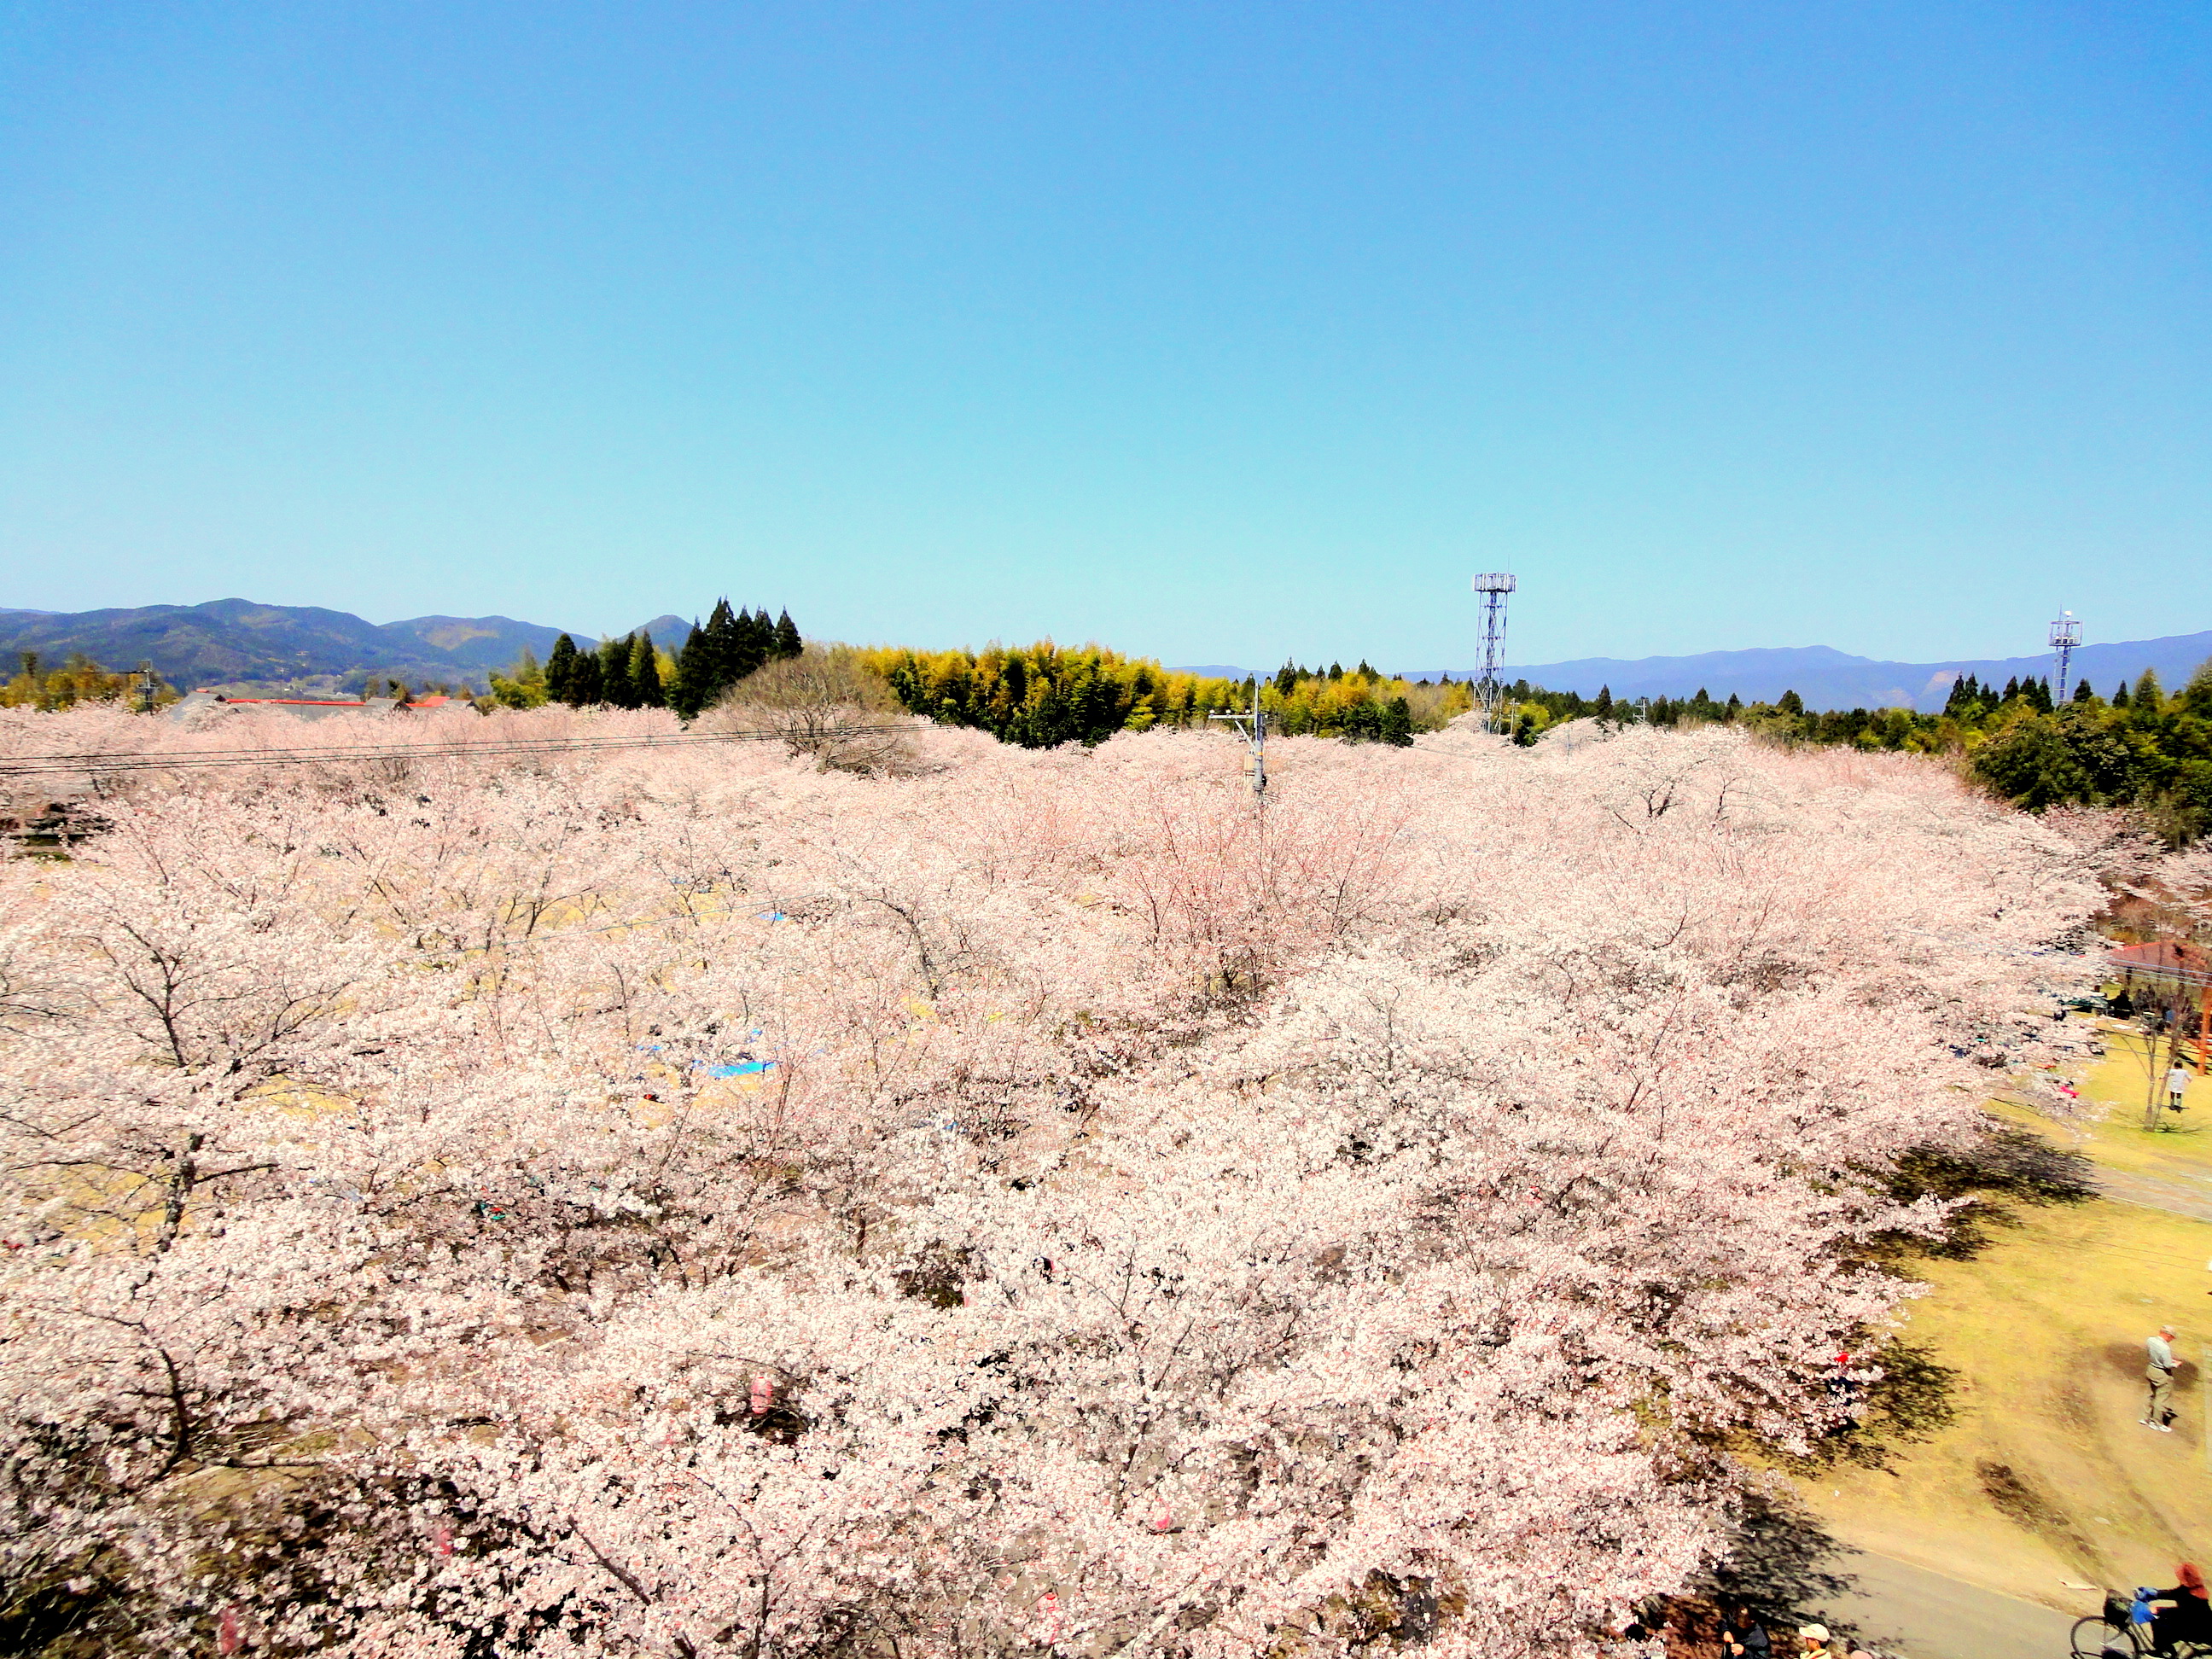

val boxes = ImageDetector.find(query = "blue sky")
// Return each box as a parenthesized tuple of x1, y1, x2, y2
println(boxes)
(3, 3, 2207, 668)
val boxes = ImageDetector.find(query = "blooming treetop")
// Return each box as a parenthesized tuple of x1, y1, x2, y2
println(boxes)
(0, 705, 2123, 1656)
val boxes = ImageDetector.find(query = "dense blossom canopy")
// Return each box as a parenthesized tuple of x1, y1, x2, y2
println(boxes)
(0, 703, 2129, 1656)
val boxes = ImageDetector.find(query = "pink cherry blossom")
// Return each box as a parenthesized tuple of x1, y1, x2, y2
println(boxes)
(0, 706, 2115, 1656)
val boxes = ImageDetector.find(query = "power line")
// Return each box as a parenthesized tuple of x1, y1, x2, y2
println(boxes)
(0, 724, 916, 780)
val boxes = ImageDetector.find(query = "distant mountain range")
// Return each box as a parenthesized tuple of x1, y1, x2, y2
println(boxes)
(7, 599, 2207, 711)
(1183, 632, 2212, 713)
(0, 600, 696, 695)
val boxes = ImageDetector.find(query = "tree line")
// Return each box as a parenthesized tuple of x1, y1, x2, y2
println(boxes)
(864, 645, 1473, 748)
(1715, 667, 2212, 841)
(1494, 662, 2212, 843)
(492, 603, 803, 717)
(0, 651, 171, 712)
(1959, 666, 2212, 840)
(864, 643, 1245, 747)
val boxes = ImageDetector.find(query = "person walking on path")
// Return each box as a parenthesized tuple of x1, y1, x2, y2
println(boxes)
(2171, 1063, 2193, 1115)
(2145, 1325, 2180, 1430)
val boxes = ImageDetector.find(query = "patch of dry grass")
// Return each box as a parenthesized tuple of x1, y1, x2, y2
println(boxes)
(1802, 1032, 2212, 1618)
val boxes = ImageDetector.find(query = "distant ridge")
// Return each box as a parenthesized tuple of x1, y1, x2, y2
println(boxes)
(8, 600, 2209, 712)
(1395, 633, 2212, 713)
(0, 600, 690, 695)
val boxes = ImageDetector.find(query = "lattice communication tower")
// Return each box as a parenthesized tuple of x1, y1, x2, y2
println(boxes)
(1472, 573, 1517, 733)
(2049, 611, 2081, 706)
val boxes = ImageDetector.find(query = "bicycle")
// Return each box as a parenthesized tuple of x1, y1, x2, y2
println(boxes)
(2070, 1592, 2212, 1659)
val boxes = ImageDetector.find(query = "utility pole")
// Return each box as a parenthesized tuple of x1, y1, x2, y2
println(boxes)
(1210, 680, 1266, 800)
(134, 663, 158, 713)
(2049, 612, 2081, 705)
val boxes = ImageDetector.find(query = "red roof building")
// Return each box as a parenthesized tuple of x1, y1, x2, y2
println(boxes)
(2110, 940, 2212, 989)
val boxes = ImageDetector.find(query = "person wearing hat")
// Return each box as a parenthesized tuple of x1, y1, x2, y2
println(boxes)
(1796, 1624, 1834, 1659)
(2146, 1326, 2180, 1431)
(2151, 1563, 2211, 1652)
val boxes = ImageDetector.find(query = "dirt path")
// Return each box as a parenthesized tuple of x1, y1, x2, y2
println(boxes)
(1811, 1551, 2083, 1659)
(2096, 1167, 2212, 1224)
(1989, 1084, 2212, 1222)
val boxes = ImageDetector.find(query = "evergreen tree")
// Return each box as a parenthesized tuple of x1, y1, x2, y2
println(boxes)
(545, 634, 579, 703)
(2114, 680, 2131, 708)
(1381, 696, 1413, 747)
(2184, 661, 2212, 719)
(632, 631, 664, 708)
(2134, 668, 2163, 713)
(1274, 661, 1301, 696)
(773, 608, 802, 660)
(669, 624, 713, 719)
(701, 600, 742, 697)
(2073, 678, 2096, 704)
(2000, 677, 2020, 702)
(1778, 690, 1806, 717)
(735, 609, 772, 683)
(1327, 663, 1344, 681)
(1593, 685, 1615, 723)
(1725, 693, 1742, 719)
(568, 647, 603, 707)
(599, 635, 637, 709)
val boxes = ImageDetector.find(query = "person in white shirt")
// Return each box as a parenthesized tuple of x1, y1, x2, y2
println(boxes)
(2171, 1064, 2193, 1114)
(2145, 1326, 2179, 1430)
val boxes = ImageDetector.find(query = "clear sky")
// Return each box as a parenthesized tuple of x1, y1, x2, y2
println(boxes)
(3, 3, 2208, 668)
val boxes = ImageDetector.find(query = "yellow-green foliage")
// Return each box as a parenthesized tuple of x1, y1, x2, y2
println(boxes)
(0, 652, 169, 711)
(863, 643, 1247, 747)
(863, 643, 1473, 748)
(488, 646, 552, 709)
(1264, 670, 1472, 737)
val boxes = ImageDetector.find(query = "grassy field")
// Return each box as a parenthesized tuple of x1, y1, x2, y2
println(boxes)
(2034, 1031, 2212, 1184)
(1798, 1029, 2212, 1615)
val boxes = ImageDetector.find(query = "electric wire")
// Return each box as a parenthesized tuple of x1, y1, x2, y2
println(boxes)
(0, 723, 917, 779)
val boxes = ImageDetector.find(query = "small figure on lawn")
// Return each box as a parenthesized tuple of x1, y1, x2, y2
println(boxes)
(2145, 1325, 2180, 1432)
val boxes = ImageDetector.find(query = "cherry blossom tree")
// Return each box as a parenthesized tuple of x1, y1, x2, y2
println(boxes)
(0, 708, 2114, 1656)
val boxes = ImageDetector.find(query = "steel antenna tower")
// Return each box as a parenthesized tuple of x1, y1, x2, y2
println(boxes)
(1471, 573, 1517, 733)
(2049, 611, 2081, 705)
